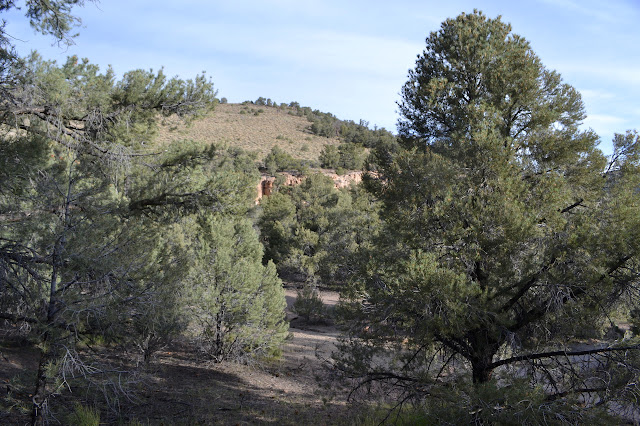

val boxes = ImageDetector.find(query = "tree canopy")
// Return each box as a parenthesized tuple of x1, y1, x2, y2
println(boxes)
(0, 14, 288, 423)
(337, 10, 640, 422)
(258, 173, 379, 286)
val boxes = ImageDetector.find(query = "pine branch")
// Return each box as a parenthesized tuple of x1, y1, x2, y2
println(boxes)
(490, 344, 640, 370)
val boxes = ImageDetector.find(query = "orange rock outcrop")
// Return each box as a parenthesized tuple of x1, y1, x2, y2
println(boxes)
(255, 171, 364, 203)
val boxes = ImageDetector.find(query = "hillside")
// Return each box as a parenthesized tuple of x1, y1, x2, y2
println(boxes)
(154, 103, 341, 163)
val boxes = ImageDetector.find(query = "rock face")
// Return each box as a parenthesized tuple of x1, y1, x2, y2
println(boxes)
(281, 173, 304, 187)
(256, 171, 364, 203)
(257, 177, 276, 200)
(324, 171, 363, 189)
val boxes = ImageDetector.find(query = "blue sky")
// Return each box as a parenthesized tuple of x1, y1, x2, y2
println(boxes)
(5, 0, 639, 154)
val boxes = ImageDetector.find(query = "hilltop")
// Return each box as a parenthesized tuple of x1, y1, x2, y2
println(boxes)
(154, 102, 341, 164)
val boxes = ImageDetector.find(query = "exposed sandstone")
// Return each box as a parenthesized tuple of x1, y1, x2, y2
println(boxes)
(256, 171, 364, 203)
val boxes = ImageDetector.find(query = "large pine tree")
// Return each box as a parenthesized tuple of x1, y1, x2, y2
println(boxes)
(337, 10, 640, 422)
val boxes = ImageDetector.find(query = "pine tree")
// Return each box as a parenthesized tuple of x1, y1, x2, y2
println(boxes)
(0, 4, 285, 423)
(187, 215, 288, 362)
(0, 53, 221, 422)
(337, 10, 640, 420)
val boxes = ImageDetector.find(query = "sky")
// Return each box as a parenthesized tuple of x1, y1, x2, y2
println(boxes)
(5, 0, 640, 154)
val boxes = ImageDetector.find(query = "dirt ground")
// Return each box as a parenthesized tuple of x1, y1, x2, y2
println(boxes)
(0, 287, 357, 425)
(120, 287, 350, 424)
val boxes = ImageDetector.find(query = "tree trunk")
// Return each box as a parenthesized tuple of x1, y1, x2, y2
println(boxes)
(30, 333, 53, 426)
(215, 311, 223, 360)
(468, 329, 500, 384)
(30, 295, 58, 425)
(471, 356, 494, 384)
(31, 208, 66, 424)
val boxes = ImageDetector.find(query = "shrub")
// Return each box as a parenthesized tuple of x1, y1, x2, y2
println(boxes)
(292, 283, 326, 324)
(188, 218, 288, 363)
(319, 144, 339, 168)
(263, 146, 302, 174)
(320, 143, 366, 170)
(337, 143, 366, 170)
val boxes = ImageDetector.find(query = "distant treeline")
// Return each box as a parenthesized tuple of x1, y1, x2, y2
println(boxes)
(244, 97, 396, 148)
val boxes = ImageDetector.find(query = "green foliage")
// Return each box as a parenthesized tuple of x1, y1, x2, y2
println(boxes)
(128, 140, 258, 216)
(0, 51, 285, 420)
(339, 143, 366, 170)
(319, 143, 366, 170)
(186, 216, 288, 362)
(9, 53, 216, 156)
(306, 108, 395, 149)
(282, 100, 396, 154)
(258, 174, 380, 286)
(292, 283, 326, 324)
(263, 145, 303, 175)
(319, 144, 340, 168)
(310, 114, 339, 138)
(257, 192, 297, 263)
(340, 121, 397, 149)
(247, 97, 276, 107)
(0, 0, 87, 59)
(338, 9, 640, 416)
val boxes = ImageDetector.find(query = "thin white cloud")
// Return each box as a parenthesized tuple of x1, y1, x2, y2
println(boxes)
(584, 114, 626, 126)
(583, 115, 629, 148)
(551, 62, 640, 87)
(578, 89, 615, 102)
(536, 0, 632, 23)
(146, 17, 422, 78)
(255, 30, 422, 75)
(5, 0, 638, 142)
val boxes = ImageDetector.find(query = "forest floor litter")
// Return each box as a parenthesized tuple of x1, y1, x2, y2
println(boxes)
(0, 286, 359, 425)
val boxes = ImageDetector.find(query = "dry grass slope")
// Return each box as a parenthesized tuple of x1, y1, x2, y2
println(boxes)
(154, 103, 341, 163)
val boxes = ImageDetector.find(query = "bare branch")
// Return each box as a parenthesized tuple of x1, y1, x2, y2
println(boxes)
(490, 344, 640, 370)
